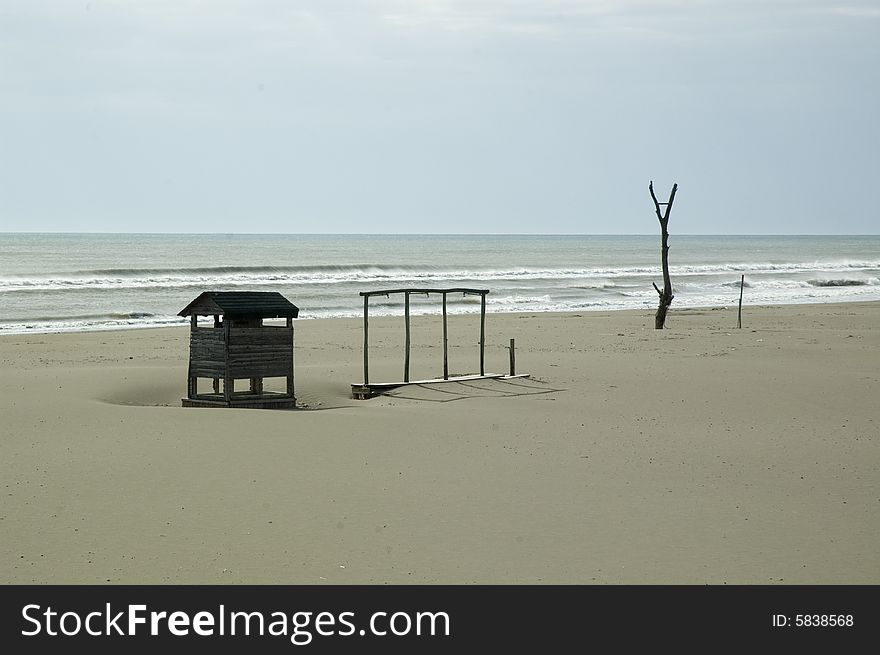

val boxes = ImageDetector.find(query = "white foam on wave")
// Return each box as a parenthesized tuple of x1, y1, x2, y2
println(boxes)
(2, 259, 878, 293)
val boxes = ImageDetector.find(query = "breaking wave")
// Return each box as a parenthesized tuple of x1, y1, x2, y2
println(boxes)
(807, 278, 878, 287)
(2, 235, 878, 334)
(2, 260, 878, 293)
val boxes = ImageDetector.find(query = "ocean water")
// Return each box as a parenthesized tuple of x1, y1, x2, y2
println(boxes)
(1, 234, 878, 334)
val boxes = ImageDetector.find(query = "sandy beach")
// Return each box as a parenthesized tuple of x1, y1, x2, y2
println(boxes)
(1, 302, 878, 584)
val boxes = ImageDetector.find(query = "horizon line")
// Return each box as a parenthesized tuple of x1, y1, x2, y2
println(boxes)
(2, 232, 879, 238)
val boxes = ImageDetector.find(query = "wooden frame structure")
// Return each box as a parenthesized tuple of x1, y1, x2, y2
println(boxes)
(352, 287, 508, 399)
(178, 291, 298, 409)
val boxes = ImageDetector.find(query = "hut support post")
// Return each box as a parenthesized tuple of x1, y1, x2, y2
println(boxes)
(188, 314, 198, 397)
(223, 320, 232, 402)
(442, 292, 449, 380)
(212, 314, 221, 393)
(251, 318, 263, 395)
(479, 293, 486, 376)
(363, 295, 370, 385)
(404, 291, 411, 383)
(287, 316, 295, 399)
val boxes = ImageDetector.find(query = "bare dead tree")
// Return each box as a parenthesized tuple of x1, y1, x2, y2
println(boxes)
(649, 181, 678, 329)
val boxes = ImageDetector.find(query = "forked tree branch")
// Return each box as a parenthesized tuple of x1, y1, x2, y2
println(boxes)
(651, 181, 678, 329)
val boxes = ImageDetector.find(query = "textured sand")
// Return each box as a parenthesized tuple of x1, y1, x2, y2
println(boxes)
(1, 302, 878, 584)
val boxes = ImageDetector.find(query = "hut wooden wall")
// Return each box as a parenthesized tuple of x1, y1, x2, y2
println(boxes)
(189, 328, 225, 378)
(189, 326, 292, 381)
(227, 326, 293, 379)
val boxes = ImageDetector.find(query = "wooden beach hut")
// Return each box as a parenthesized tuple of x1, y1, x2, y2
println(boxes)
(178, 291, 298, 409)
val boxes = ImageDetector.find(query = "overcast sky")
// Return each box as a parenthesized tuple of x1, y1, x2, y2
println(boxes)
(1, 0, 877, 234)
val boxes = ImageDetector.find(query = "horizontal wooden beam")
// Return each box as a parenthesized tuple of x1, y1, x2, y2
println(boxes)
(359, 288, 489, 297)
(357, 372, 529, 388)
(351, 373, 531, 400)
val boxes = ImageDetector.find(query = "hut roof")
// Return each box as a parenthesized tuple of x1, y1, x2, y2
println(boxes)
(178, 291, 300, 319)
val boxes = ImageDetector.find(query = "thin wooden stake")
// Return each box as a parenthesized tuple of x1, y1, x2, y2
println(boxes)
(509, 338, 516, 376)
(479, 293, 486, 376)
(442, 292, 448, 380)
(737, 274, 744, 329)
(363, 295, 369, 385)
(404, 291, 411, 383)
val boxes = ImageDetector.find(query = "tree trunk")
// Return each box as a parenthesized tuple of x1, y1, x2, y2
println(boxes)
(654, 291, 671, 329)
(649, 181, 678, 329)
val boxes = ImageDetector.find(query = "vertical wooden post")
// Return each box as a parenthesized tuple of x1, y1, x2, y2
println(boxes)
(404, 291, 411, 383)
(509, 338, 516, 376)
(223, 319, 232, 402)
(287, 316, 295, 400)
(250, 320, 261, 391)
(363, 295, 369, 385)
(737, 274, 744, 329)
(188, 314, 197, 398)
(479, 293, 486, 376)
(212, 314, 220, 394)
(442, 292, 449, 380)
